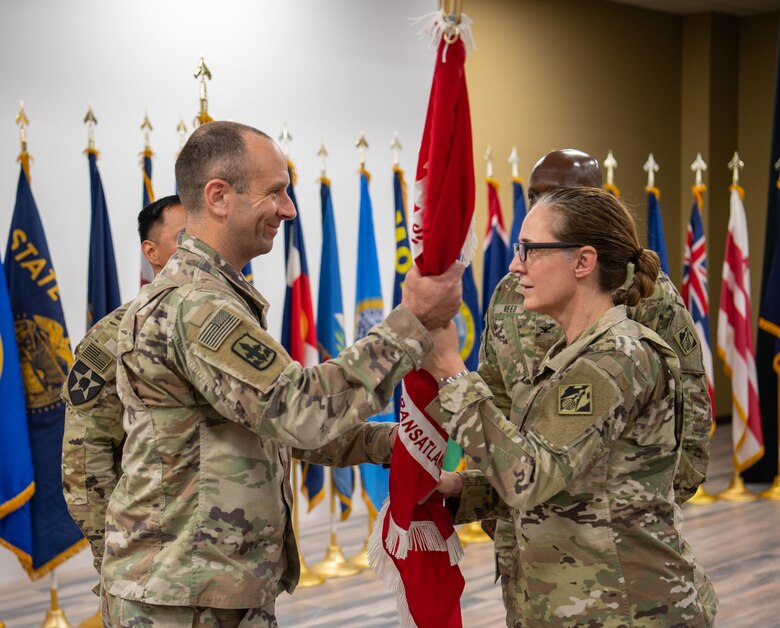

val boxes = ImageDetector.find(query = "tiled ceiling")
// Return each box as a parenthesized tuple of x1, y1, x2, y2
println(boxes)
(608, 0, 780, 16)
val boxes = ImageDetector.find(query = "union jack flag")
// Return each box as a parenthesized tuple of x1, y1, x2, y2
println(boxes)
(682, 188, 715, 418)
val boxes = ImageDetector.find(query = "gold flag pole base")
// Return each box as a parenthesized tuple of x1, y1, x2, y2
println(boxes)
(457, 521, 490, 545)
(347, 537, 371, 571)
(717, 473, 758, 502)
(759, 475, 780, 501)
(311, 542, 362, 577)
(77, 609, 102, 628)
(297, 558, 325, 588)
(686, 484, 718, 504)
(41, 585, 73, 628)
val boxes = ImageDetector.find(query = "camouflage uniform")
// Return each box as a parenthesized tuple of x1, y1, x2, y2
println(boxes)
(431, 305, 717, 626)
(475, 271, 711, 623)
(73, 234, 430, 621)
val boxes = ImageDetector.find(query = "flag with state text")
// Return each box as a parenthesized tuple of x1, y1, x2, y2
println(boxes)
(647, 186, 670, 275)
(281, 162, 322, 511)
(717, 184, 764, 471)
(86, 150, 121, 327)
(482, 177, 508, 319)
(317, 176, 352, 518)
(682, 186, 715, 421)
(355, 169, 393, 517)
(391, 165, 412, 423)
(2, 166, 86, 578)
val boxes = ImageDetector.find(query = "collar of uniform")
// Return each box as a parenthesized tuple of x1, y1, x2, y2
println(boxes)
(538, 305, 628, 375)
(177, 233, 271, 325)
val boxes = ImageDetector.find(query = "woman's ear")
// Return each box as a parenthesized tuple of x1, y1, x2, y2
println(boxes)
(573, 245, 598, 279)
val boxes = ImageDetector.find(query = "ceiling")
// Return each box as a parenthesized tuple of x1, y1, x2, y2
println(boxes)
(608, 0, 780, 16)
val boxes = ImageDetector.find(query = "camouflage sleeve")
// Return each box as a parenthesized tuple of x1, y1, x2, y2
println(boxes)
(62, 385, 124, 575)
(180, 300, 430, 450)
(293, 422, 395, 466)
(446, 469, 511, 524)
(426, 350, 657, 511)
(477, 301, 512, 416)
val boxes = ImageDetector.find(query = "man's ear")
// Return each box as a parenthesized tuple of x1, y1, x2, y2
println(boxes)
(141, 240, 158, 267)
(573, 246, 598, 279)
(203, 179, 230, 219)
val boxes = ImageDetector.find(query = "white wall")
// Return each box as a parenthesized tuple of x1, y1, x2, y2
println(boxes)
(0, 0, 440, 584)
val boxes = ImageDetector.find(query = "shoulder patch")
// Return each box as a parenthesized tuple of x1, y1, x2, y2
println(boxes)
(558, 384, 592, 415)
(198, 309, 242, 350)
(66, 360, 106, 405)
(231, 333, 277, 370)
(79, 341, 113, 374)
(674, 326, 697, 356)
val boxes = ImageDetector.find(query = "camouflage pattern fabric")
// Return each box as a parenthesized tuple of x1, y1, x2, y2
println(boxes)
(429, 305, 718, 627)
(97, 234, 430, 609)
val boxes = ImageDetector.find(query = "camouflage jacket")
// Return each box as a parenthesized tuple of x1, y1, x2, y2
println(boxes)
(101, 234, 430, 608)
(429, 306, 717, 627)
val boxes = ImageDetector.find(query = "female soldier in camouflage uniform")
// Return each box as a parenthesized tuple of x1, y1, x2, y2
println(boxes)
(424, 187, 717, 627)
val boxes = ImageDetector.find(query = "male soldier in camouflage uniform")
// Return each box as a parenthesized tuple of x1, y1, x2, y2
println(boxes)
(90, 121, 462, 627)
(63, 194, 186, 577)
(472, 150, 712, 624)
(426, 186, 717, 626)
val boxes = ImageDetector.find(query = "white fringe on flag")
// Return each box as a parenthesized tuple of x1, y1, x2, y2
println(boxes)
(459, 214, 478, 266)
(411, 11, 476, 58)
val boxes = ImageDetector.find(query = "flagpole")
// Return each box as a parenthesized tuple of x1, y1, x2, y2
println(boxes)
(193, 55, 214, 127)
(603, 150, 620, 197)
(292, 462, 325, 588)
(15, 101, 31, 182)
(311, 468, 361, 577)
(41, 571, 73, 628)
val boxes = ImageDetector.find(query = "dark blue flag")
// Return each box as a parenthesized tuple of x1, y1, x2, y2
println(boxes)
(508, 177, 527, 263)
(140, 151, 155, 286)
(317, 177, 353, 518)
(86, 151, 121, 327)
(3, 167, 86, 577)
(646, 186, 670, 275)
(391, 166, 412, 423)
(482, 178, 509, 319)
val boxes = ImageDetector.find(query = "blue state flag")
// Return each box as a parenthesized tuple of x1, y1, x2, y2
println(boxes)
(355, 170, 392, 516)
(317, 177, 353, 519)
(140, 150, 155, 286)
(3, 167, 86, 578)
(391, 166, 412, 422)
(646, 186, 670, 275)
(483, 179, 509, 319)
(86, 151, 121, 327)
(508, 177, 527, 263)
(0, 254, 35, 565)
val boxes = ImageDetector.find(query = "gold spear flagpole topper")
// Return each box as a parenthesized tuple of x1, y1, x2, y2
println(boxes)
(691, 152, 707, 188)
(84, 106, 98, 154)
(141, 111, 154, 156)
(390, 133, 402, 166)
(194, 55, 214, 127)
(355, 130, 368, 173)
(643, 153, 659, 190)
(177, 116, 188, 153)
(317, 141, 328, 179)
(279, 123, 293, 160)
(728, 151, 744, 187)
(508, 146, 520, 180)
(16, 101, 31, 181)
(604, 150, 618, 186)
(484, 144, 494, 179)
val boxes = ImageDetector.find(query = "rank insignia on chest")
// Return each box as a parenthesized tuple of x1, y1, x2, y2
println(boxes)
(231, 333, 276, 370)
(67, 360, 106, 405)
(558, 384, 592, 415)
(674, 326, 698, 356)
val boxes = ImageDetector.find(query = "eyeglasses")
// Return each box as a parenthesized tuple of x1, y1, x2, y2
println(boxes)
(512, 241, 584, 262)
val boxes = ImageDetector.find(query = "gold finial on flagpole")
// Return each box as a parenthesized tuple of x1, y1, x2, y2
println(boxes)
(728, 151, 744, 187)
(484, 145, 494, 178)
(41, 572, 73, 628)
(16, 101, 31, 181)
(604, 150, 618, 187)
(83, 106, 98, 153)
(141, 112, 153, 154)
(643, 153, 659, 189)
(390, 133, 402, 166)
(317, 141, 328, 178)
(279, 124, 293, 160)
(177, 116, 188, 152)
(355, 130, 368, 171)
(508, 146, 520, 179)
(691, 152, 707, 187)
(193, 55, 214, 127)
(291, 462, 325, 588)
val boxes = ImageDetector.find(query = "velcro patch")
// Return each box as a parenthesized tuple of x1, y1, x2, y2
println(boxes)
(495, 304, 520, 314)
(79, 341, 113, 374)
(231, 333, 276, 370)
(558, 384, 592, 415)
(67, 360, 106, 405)
(674, 326, 698, 356)
(198, 309, 242, 350)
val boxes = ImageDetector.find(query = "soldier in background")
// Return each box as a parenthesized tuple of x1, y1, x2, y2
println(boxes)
(63, 194, 186, 577)
(427, 186, 717, 626)
(95, 121, 462, 627)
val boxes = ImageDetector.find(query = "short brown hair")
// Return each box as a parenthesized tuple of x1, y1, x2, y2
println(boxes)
(174, 121, 270, 214)
(535, 187, 660, 306)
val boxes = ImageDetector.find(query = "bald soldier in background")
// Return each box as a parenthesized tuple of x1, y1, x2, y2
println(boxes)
(467, 149, 711, 625)
(96, 121, 463, 627)
(63, 194, 187, 576)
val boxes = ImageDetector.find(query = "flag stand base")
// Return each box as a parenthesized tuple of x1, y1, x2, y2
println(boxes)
(759, 475, 780, 501)
(347, 539, 371, 570)
(717, 474, 758, 502)
(311, 542, 362, 577)
(78, 608, 101, 628)
(297, 558, 325, 588)
(41, 586, 73, 628)
(686, 484, 718, 504)
(457, 521, 490, 545)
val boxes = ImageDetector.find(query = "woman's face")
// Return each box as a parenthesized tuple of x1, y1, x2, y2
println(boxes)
(509, 203, 578, 319)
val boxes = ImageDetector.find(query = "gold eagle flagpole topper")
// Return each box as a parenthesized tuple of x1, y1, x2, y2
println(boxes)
(194, 55, 214, 127)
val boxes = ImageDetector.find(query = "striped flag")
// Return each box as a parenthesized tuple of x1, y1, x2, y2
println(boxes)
(391, 165, 412, 423)
(646, 186, 670, 275)
(682, 186, 715, 420)
(317, 176, 353, 518)
(482, 177, 508, 318)
(717, 185, 764, 471)
(140, 150, 155, 286)
(280, 162, 322, 511)
(508, 176, 527, 263)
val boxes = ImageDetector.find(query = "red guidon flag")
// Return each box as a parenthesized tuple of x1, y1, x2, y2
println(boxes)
(369, 11, 476, 628)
